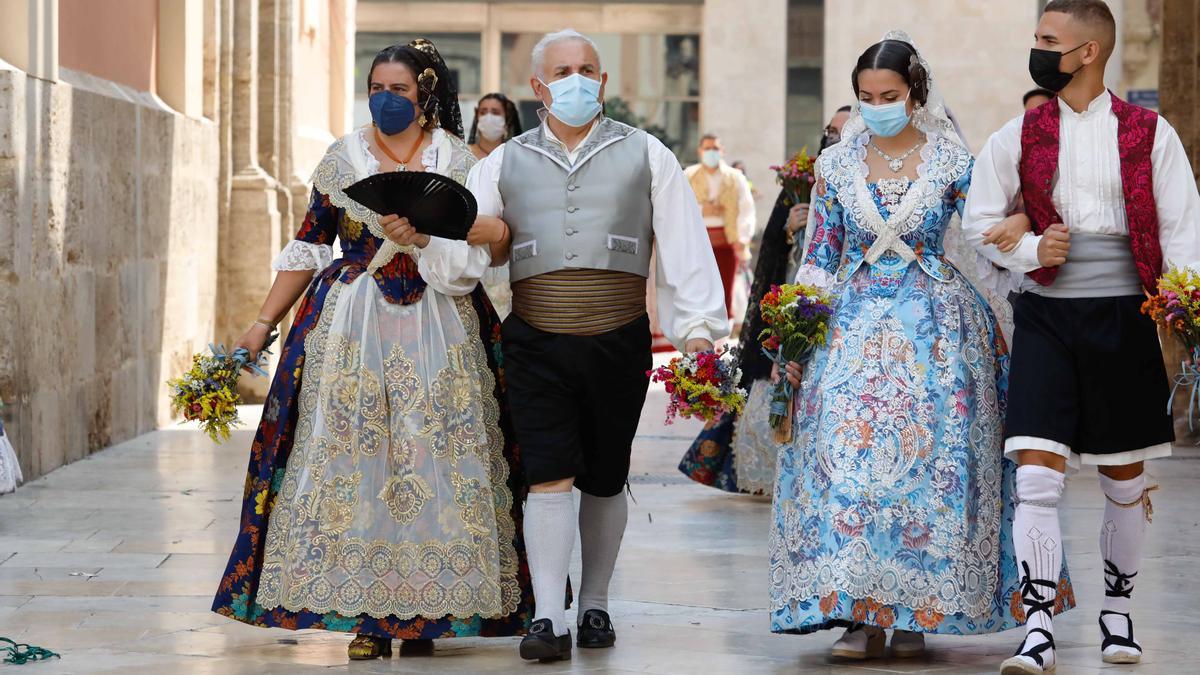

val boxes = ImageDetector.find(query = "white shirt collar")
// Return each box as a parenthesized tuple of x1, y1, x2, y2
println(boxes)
(542, 118, 600, 163)
(1057, 89, 1111, 120)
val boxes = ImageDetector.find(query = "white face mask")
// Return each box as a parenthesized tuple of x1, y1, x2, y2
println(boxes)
(476, 113, 507, 141)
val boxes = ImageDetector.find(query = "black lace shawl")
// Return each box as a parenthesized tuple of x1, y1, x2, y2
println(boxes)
(735, 189, 795, 386)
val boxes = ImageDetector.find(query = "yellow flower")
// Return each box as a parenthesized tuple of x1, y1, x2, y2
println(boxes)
(254, 488, 269, 515)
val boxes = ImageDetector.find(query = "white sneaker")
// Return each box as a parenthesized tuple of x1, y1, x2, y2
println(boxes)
(890, 629, 925, 657)
(830, 625, 884, 660)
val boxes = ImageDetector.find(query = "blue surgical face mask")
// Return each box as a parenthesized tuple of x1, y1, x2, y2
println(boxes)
(701, 149, 722, 168)
(539, 73, 602, 128)
(369, 90, 416, 135)
(858, 92, 911, 138)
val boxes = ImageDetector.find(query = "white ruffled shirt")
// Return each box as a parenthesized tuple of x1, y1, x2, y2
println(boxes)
(273, 127, 491, 297)
(964, 91, 1200, 286)
(467, 120, 729, 349)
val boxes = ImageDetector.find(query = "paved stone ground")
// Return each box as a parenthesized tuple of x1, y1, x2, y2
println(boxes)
(2, 369, 1198, 674)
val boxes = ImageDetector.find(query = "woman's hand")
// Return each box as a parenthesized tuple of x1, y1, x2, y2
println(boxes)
(380, 214, 431, 249)
(982, 212, 1033, 253)
(773, 361, 803, 388)
(234, 323, 272, 372)
(467, 216, 508, 246)
(786, 203, 810, 234)
(784, 361, 803, 388)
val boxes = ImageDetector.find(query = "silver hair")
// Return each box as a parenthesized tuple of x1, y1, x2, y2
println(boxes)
(530, 29, 601, 78)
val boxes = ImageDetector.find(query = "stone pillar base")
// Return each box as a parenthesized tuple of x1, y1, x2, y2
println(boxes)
(224, 168, 282, 402)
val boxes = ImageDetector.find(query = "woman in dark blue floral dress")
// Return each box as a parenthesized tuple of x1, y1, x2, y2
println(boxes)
(211, 39, 535, 661)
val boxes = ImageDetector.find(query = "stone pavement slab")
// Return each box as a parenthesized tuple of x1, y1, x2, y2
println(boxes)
(1, 369, 1198, 673)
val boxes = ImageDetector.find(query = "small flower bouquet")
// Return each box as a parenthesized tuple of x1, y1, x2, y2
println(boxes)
(1142, 267, 1200, 429)
(770, 147, 818, 207)
(168, 334, 278, 443)
(648, 348, 748, 425)
(759, 283, 835, 441)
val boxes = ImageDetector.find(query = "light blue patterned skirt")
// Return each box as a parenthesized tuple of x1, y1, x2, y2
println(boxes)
(769, 264, 1073, 635)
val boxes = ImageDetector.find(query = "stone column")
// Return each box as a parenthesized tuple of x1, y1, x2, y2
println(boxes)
(701, 0, 787, 220)
(1160, 0, 1200, 444)
(221, 0, 281, 400)
(157, 0, 204, 117)
(0, 0, 58, 81)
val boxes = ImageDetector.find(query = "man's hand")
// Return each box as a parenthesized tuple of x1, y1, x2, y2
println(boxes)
(380, 214, 431, 249)
(1036, 223, 1070, 267)
(467, 216, 508, 246)
(684, 338, 714, 354)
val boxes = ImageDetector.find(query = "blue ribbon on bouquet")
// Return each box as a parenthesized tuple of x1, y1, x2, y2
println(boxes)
(1168, 351, 1200, 432)
(208, 331, 279, 378)
(763, 345, 793, 423)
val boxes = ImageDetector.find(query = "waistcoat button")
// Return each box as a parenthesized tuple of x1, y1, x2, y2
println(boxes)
(568, 185, 578, 191)
(566, 228, 577, 236)
(566, 252, 577, 260)
(568, 206, 579, 213)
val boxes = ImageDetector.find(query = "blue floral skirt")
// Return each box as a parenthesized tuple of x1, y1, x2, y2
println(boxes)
(769, 267, 1073, 635)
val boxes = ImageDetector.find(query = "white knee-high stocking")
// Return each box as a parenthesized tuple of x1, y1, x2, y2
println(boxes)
(524, 492, 576, 637)
(1008, 464, 1066, 671)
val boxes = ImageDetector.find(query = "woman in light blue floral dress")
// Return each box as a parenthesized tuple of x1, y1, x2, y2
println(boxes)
(769, 34, 1072, 660)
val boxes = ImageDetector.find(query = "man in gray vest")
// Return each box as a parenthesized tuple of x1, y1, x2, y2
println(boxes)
(468, 28, 727, 663)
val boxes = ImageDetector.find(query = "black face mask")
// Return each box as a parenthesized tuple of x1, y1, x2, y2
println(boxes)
(1029, 43, 1087, 92)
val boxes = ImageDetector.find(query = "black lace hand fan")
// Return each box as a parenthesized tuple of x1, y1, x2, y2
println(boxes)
(343, 171, 477, 241)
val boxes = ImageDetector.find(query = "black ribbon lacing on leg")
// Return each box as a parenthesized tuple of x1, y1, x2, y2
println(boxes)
(1103, 559, 1136, 599)
(1013, 561, 1058, 666)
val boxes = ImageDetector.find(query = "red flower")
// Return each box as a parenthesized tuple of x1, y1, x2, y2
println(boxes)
(913, 607, 944, 630)
(819, 591, 840, 615)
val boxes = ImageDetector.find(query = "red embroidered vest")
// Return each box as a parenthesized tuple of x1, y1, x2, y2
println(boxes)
(1019, 92, 1163, 292)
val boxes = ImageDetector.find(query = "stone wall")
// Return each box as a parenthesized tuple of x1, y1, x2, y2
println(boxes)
(0, 64, 219, 481)
(1159, 0, 1199, 444)
(823, 1, 1040, 153)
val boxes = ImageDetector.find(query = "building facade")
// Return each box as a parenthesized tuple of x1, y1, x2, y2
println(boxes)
(0, 0, 1192, 484)
(0, 0, 355, 482)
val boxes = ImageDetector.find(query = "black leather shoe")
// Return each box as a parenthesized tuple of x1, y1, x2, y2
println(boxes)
(399, 638, 434, 656)
(519, 619, 571, 662)
(577, 609, 616, 649)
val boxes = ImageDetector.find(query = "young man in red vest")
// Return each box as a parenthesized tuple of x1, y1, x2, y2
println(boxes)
(963, 1, 1200, 673)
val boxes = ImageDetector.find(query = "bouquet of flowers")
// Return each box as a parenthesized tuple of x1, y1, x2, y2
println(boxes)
(1142, 267, 1200, 429)
(770, 147, 818, 207)
(648, 348, 748, 425)
(758, 283, 835, 441)
(168, 334, 277, 443)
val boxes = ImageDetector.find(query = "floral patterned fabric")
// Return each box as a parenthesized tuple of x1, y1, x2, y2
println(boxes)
(212, 131, 536, 639)
(769, 133, 1073, 636)
(1020, 93, 1163, 292)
